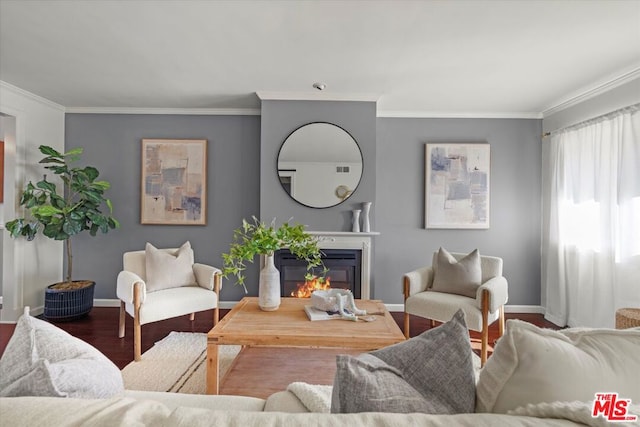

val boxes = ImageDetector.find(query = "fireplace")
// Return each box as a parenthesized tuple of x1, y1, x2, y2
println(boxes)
(275, 249, 362, 298)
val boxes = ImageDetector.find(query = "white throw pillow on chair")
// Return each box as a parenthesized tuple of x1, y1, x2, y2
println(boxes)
(145, 241, 197, 292)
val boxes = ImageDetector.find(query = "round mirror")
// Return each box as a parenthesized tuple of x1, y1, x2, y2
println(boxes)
(277, 122, 363, 208)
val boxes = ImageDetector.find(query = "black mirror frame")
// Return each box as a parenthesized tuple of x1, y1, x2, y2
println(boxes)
(276, 122, 363, 209)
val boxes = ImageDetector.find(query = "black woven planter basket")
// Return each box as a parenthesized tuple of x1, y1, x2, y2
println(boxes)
(44, 281, 95, 321)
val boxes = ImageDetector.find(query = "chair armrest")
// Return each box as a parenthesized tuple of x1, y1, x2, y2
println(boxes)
(193, 263, 222, 292)
(403, 266, 434, 298)
(117, 271, 147, 305)
(476, 276, 508, 313)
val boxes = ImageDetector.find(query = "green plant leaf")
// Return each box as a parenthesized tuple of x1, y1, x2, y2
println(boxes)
(92, 180, 111, 190)
(39, 156, 65, 165)
(63, 220, 82, 236)
(43, 222, 66, 240)
(82, 166, 99, 181)
(36, 180, 57, 193)
(39, 145, 62, 157)
(32, 205, 62, 217)
(64, 147, 83, 157)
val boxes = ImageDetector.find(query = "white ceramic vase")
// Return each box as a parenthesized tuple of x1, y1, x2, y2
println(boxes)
(259, 254, 281, 311)
(362, 202, 372, 232)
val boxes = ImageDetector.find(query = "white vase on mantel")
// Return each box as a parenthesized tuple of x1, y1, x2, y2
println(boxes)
(362, 202, 372, 233)
(259, 254, 281, 311)
(352, 209, 361, 233)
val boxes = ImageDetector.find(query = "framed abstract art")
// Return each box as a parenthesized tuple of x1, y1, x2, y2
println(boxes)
(425, 142, 490, 229)
(141, 139, 207, 225)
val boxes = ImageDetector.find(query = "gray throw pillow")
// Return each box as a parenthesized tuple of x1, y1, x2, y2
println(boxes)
(431, 247, 481, 298)
(0, 308, 124, 398)
(331, 309, 476, 414)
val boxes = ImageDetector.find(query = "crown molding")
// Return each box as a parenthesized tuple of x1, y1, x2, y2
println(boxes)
(0, 81, 65, 112)
(542, 65, 640, 117)
(377, 110, 542, 119)
(256, 91, 381, 103)
(64, 107, 261, 116)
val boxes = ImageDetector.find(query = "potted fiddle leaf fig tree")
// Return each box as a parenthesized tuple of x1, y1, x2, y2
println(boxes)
(222, 216, 325, 311)
(6, 145, 119, 320)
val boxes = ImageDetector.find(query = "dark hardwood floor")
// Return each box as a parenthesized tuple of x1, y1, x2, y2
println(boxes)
(0, 305, 560, 370)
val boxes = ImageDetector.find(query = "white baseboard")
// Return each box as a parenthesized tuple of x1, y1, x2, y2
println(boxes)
(93, 299, 544, 314)
(504, 305, 545, 314)
(384, 304, 404, 312)
(385, 304, 544, 313)
(0, 299, 545, 323)
(94, 299, 121, 307)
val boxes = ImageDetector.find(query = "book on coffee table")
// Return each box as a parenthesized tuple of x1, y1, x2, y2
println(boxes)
(304, 305, 348, 321)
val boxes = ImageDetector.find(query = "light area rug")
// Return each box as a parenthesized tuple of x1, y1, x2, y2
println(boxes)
(121, 332, 240, 394)
(121, 331, 482, 400)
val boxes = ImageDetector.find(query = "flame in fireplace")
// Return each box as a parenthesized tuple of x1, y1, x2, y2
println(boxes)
(291, 276, 331, 298)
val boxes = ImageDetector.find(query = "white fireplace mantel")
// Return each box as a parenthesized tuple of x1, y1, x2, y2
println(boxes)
(307, 231, 380, 299)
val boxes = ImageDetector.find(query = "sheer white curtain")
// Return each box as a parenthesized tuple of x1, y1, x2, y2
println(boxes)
(542, 104, 640, 328)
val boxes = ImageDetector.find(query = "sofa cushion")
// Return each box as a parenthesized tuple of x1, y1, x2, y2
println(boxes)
(476, 320, 640, 413)
(331, 309, 476, 414)
(123, 390, 267, 412)
(0, 308, 124, 398)
(145, 241, 197, 292)
(431, 247, 481, 298)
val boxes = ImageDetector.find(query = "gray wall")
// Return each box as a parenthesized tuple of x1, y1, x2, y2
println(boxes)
(65, 111, 542, 307)
(65, 114, 261, 301)
(375, 118, 542, 305)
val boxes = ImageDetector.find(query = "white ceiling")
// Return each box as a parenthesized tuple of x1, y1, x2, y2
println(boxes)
(1, 0, 639, 117)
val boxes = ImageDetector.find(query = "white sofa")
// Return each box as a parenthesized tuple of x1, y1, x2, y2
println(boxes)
(0, 391, 624, 426)
(1, 309, 639, 426)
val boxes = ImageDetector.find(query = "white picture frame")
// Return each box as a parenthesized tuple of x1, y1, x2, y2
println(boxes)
(425, 142, 490, 229)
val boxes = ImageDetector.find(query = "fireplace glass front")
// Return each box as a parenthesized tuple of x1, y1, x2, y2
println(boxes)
(274, 249, 362, 298)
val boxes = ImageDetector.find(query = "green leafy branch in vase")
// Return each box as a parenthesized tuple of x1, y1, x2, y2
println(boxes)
(221, 216, 326, 293)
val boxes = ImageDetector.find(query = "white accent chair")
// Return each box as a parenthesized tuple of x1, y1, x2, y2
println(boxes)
(403, 252, 508, 366)
(117, 248, 222, 361)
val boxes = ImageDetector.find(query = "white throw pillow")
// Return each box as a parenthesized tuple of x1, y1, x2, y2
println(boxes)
(0, 308, 124, 398)
(145, 241, 197, 292)
(476, 320, 640, 414)
(431, 247, 481, 298)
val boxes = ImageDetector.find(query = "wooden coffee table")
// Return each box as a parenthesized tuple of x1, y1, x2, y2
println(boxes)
(206, 296, 405, 394)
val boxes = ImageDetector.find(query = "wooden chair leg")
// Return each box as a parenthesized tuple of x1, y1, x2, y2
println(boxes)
(481, 290, 490, 367)
(214, 272, 221, 326)
(403, 276, 410, 339)
(118, 301, 126, 338)
(403, 312, 410, 338)
(134, 321, 141, 361)
(498, 305, 505, 337)
(430, 319, 436, 328)
(189, 313, 195, 321)
(133, 283, 142, 362)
